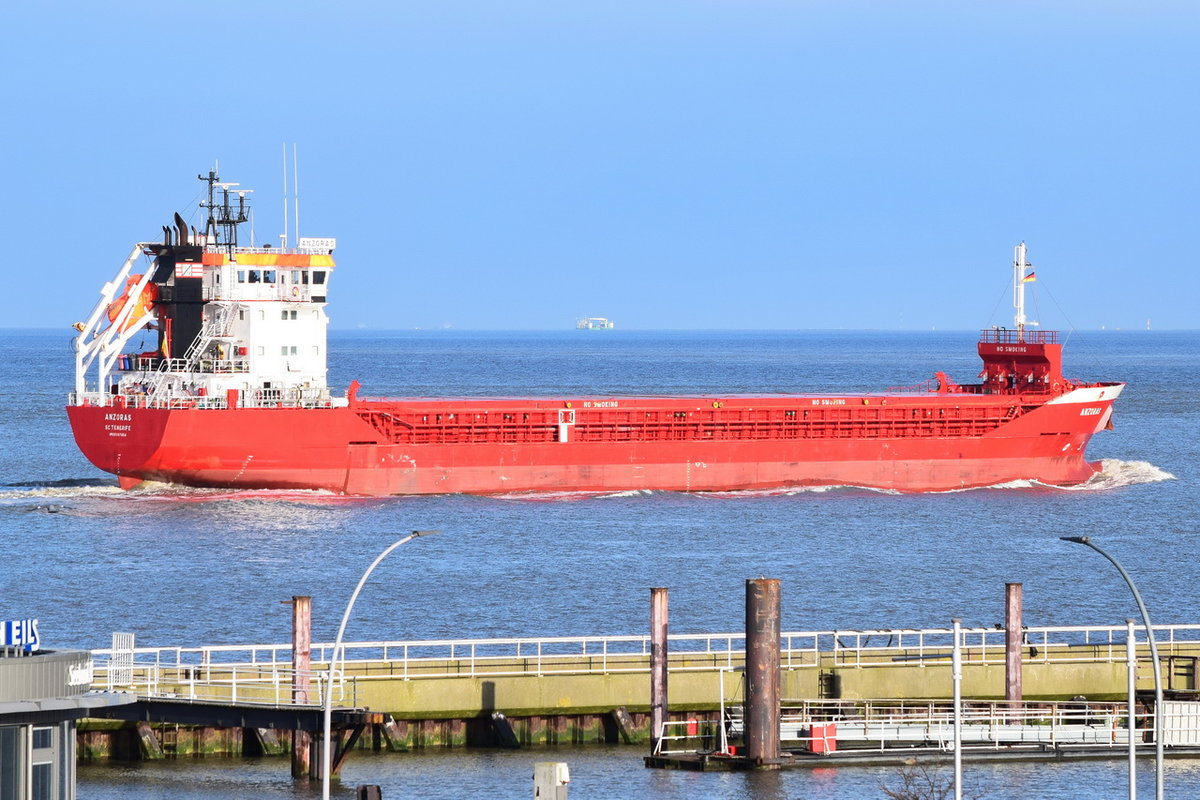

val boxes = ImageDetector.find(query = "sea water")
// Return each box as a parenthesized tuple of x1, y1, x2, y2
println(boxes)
(1, 329, 1195, 799)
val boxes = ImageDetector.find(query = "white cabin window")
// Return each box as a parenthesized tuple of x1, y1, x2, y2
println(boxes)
(281, 345, 298, 356)
(280, 310, 297, 320)
(263, 269, 276, 283)
(32, 727, 52, 749)
(238, 309, 246, 320)
(237, 271, 246, 283)
(313, 271, 326, 284)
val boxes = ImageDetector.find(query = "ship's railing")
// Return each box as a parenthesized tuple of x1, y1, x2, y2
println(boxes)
(114, 356, 251, 375)
(89, 623, 1200, 705)
(244, 387, 336, 408)
(228, 246, 334, 255)
(69, 391, 228, 410)
(202, 285, 321, 303)
(979, 328, 1060, 344)
(71, 385, 338, 411)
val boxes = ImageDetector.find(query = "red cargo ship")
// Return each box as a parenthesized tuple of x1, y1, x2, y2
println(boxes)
(67, 173, 1122, 494)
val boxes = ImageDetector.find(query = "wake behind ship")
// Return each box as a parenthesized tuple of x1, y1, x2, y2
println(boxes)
(67, 173, 1123, 495)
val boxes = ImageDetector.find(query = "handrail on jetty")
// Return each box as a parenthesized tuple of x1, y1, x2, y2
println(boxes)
(87, 623, 1200, 708)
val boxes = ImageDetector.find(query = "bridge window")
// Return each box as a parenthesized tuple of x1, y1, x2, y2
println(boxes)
(237, 271, 246, 283)
(263, 270, 276, 283)
(312, 271, 326, 285)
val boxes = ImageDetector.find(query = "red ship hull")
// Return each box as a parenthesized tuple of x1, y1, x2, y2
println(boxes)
(66, 386, 1121, 495)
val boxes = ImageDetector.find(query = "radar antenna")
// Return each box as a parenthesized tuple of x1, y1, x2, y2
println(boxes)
(198, 170, 252, 252)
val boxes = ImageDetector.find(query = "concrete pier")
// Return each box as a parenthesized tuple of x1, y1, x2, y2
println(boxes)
(82, 619, 1200, 760)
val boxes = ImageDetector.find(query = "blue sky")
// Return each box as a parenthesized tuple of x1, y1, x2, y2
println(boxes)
(1, 1, 1195, 330)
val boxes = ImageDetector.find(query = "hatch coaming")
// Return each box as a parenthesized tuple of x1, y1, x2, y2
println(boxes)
(350, 394, 1044, 446)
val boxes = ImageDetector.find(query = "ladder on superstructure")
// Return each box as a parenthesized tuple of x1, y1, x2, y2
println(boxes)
(141, 303, 239, 404)
(184, 303, 238, 363)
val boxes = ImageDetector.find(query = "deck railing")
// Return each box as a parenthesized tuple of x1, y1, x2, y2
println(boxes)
(978, 328, 1060, 344)
(88, 623, 1200, 708)
(70, 387, 339, 411)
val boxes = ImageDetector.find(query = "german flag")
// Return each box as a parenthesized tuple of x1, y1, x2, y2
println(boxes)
(1022, 272, 1037, 283)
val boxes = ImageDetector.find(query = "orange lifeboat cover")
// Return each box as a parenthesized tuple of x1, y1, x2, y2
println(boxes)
(106, 275, 159, 331)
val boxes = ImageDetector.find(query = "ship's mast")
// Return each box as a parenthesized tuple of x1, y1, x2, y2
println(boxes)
(1013, 241, 1030, 340)
(199, 170, 250, 252)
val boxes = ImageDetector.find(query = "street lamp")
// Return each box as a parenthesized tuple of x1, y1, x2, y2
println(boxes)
(951, 618, 963, 800)
(1127, 619, 1138, 800)
(322, 530, 439, 800)
(1061, 535, 1163, 800)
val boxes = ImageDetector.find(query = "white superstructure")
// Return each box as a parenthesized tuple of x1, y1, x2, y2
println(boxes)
(71, 172, 341, 410)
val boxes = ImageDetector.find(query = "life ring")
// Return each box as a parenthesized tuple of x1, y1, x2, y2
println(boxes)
(291, 286, 300, 298)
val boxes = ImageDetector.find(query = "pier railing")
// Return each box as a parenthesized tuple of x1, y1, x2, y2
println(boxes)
(89, 623, 1200, 708)
(657, 699, 1182, 757)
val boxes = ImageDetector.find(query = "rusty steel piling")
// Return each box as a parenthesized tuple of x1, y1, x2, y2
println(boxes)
(1005, 583, 1023, 705)
(289, 595, 313, 779)
(744, 578, 781, 765)
(650, 588, 669, 754)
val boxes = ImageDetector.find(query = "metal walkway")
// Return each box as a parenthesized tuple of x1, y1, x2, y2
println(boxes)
(88, 622, 1200, 707)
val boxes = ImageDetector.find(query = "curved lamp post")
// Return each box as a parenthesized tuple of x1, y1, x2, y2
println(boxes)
(322, 530, 439, 800)
(1061, 536, 1163, 800)
(952, 618, 963, 800)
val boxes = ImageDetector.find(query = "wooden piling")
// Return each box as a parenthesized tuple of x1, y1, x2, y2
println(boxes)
(610, 707, 636, 744)
(290, 595, 313, 779)
(378, 715, 406, 751)
(650, 587, 669, 754)
(134, 721, 165, 760)
(1005, 582, 1023, 704)
(745, 578, 781, 765)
